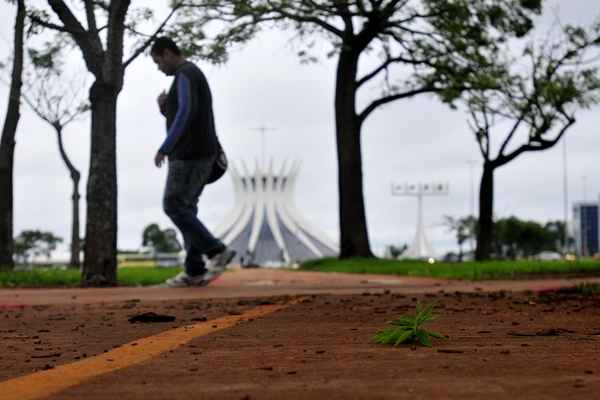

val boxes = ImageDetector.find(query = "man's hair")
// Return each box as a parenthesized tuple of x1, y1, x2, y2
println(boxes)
(151, 37, 181, 56)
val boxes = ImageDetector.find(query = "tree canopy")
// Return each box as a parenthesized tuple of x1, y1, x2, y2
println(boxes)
(467, 24, 600, 169)
(14, 230, 63, 265)
(464, 22, 600, 260)
(173, 0, 545, 116)
(142, 223, 182, 254)
(493, 217, 564, 259)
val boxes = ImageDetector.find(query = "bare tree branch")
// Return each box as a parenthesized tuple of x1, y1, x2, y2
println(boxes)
(123, 3, 181, 69)
(28, 14, 73, 33)
(104, 0, 131, 82)
(496, 112, 526, 157)
(356, 53, 429, 88)
(47, 0, 105, 76)
(358, 85, 442, 123)
(263, 0, 344, 37)
(84, 0, 98, 33)
(497, 117, 575, 167)
(467, 110, 488, 160)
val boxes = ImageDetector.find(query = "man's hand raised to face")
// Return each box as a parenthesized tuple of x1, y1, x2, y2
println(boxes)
(155, 151, 165, 168)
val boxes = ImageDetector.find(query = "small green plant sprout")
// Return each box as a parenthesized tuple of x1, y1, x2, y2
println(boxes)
(372, 302, 445, 347)
(573, 283, 600, 296)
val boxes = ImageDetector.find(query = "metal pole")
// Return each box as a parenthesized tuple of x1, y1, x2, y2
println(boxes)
(583, 208, 588, 257)
(391, 182, 448, 259)
(581, 176, 588, 256)
(467, 160, 477, 253)
(467, 160, 477, 218)
(562, 137, 568, 252)
(417, 191, 424, 256)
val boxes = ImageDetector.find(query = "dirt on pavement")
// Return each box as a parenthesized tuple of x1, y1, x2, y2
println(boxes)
(2, 268, 600, 306)
(1, 272, 599, 399)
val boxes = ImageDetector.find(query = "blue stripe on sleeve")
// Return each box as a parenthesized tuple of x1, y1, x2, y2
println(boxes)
(159, 74, 192, 155)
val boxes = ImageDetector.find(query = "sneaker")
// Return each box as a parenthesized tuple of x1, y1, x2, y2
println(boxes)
(164, 271, 206, 288)
(202, 248, 237, 285)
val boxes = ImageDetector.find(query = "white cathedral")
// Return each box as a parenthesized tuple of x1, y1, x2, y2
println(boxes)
(213, 159, 338, 267)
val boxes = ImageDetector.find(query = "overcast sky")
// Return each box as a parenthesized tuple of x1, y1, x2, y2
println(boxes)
(0, 1, 599, 260)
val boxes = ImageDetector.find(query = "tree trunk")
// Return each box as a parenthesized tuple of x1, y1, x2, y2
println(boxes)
(54, 126, 81, 268)
(475, 162, 495, 261)
(81, 82, 119, 286)
(0, 0, 25, 270)
(335, 49, 374, 259)
(71, 174, 81, 268)
(41, 0, 130, 284)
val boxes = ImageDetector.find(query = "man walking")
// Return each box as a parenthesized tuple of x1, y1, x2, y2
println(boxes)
(150, 37, 235, 287)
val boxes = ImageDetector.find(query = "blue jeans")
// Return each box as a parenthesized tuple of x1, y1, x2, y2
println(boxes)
(163, 157, 225, 276)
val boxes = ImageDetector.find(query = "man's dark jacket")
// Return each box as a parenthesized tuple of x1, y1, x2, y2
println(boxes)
(160, 61, 218, 160)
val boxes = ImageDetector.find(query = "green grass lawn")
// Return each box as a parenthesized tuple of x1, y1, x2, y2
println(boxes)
(0, 266, 182, 288)
(1, 258, 599, 288)
(300, 258, 600, 280)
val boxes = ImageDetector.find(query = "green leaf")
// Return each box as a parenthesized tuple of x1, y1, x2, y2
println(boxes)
(415, 330, 433, 347)
(372, 329, 396, 345)
(427, 331, 446, 339)
(394, 329, 415, 346)
(415, 301, 437, 325)
(390, 316, 414, 327)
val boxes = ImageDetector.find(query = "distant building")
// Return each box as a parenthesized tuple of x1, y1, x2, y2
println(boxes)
(573, 202, 599, 257)
(213, 159, 338, 267)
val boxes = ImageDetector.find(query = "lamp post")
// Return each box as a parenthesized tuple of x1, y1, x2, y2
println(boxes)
(467, 160, 478, 253)
(562, 137, 569, 253)
(391, 181, 449, 259)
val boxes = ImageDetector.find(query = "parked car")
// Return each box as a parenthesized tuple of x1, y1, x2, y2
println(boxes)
(534, 251, 562, 261)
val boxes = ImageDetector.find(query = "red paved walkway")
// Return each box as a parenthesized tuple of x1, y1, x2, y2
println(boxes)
(1, 269, 599, 306)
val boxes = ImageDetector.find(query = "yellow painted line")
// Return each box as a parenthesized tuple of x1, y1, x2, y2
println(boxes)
(0, 299, 299, 400)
